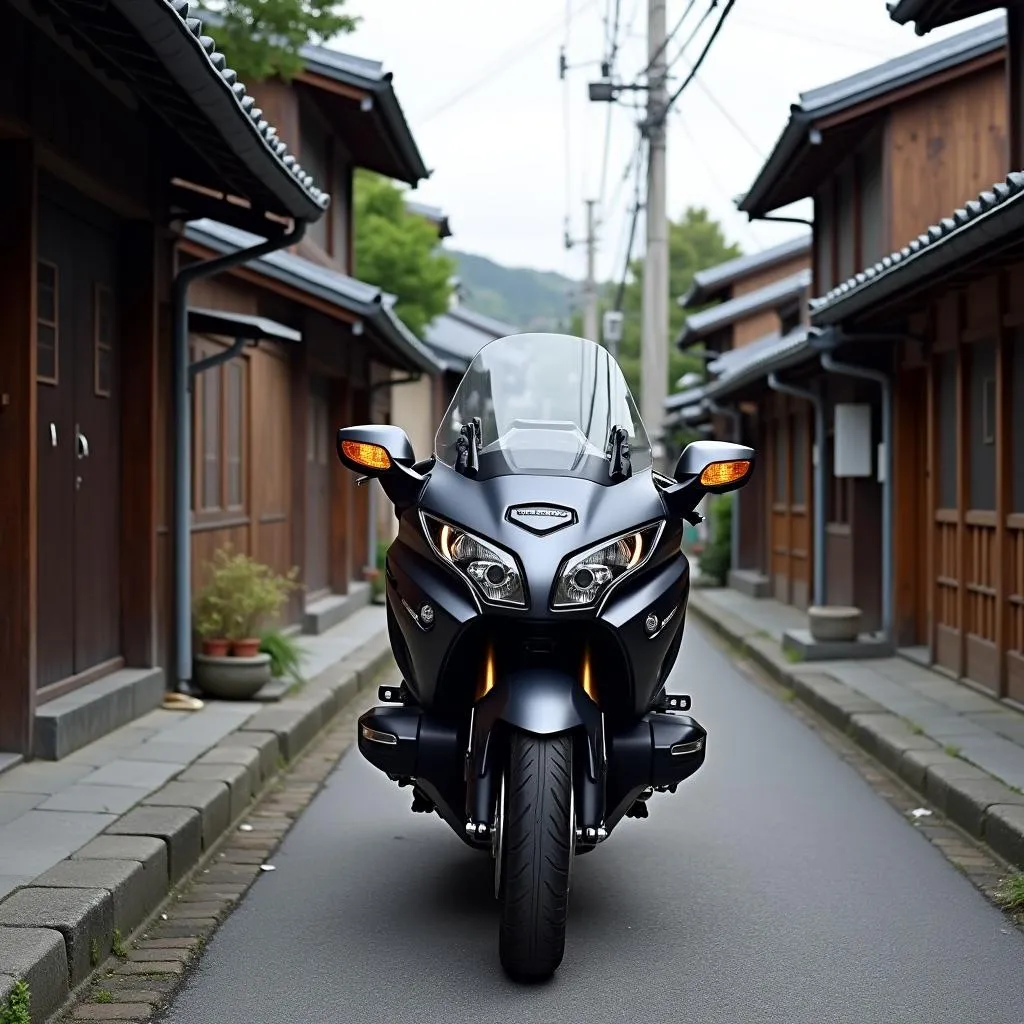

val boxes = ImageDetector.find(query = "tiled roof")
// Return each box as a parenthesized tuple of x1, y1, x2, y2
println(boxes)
(888, 0, 999, 34)
(184, 219, 442, 374)
(810, 171, 1024, 324)
(423, 305, 518, 370)
(91, 0, 330, 218)
(676, 269, 810, 348)
(681, 235, 811, 308)
(737, 15, 1004, 216)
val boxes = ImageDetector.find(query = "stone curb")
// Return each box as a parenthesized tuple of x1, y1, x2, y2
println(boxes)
(687, 592, 1024, 873)
(0, 628, 393, 1023)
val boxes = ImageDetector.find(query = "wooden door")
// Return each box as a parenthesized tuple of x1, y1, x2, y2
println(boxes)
(305, 379, 331, 597)
(35, 195, 122, 689)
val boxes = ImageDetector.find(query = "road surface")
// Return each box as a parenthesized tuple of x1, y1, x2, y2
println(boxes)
(158, 623, 1024, 1024)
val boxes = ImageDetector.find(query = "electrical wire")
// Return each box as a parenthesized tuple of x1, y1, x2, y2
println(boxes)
(639, 0, 699, 78)
(615, 138, 646, 311)
(418, 0, 599, 125)
(659, 0, 737, 124)
(670, 61, 764, 159)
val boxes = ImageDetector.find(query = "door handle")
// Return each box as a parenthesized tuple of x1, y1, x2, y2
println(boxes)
(76, 426, 90, 459)
(49, 423, 57, 447)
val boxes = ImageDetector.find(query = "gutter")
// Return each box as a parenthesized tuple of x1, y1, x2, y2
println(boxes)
(172, 220, 307, 696)
(819, 350, 894, 641)
(766, 374, 827, 608)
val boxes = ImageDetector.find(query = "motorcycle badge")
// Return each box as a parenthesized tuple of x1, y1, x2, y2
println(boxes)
(506, 503, 577, 535)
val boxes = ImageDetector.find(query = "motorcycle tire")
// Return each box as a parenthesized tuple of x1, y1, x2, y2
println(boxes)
(497, 730, 573, 983)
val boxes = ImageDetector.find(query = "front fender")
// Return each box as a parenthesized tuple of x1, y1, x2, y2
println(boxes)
(467, 668, 605, 829)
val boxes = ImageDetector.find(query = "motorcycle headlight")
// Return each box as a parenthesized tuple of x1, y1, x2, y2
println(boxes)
(552, 522, 664, 610)
(420, 512, 526, 607)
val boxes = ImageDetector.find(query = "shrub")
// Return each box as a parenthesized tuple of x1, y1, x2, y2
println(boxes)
(259, 629, 306, 683)
(698, 493, 733, 585)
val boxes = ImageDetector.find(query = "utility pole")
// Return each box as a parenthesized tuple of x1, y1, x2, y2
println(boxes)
(583, 199, 599, 343)
(640, 0, 669, 465)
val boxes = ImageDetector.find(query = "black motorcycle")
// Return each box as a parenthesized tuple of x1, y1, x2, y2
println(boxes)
(336, 333, 754, 982)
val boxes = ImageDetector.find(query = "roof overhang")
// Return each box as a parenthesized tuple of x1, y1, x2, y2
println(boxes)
(297, 50, 429, 186)
(29, 0, 329, 226)
(888, 0, 1009, 34)
(738, 17, 1005, 217)
(676, 271, 811, 348)
(701, 327, 824, 402)
(183, 219, 443, 375)
(187, 308, 301, 344)
(405, 199, 452, 239)
(682, 235, 811, 308)
(811, 172, 1024, 327)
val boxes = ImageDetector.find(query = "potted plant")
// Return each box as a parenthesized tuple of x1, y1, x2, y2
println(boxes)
(193, 589, 230, 657)
(193, 547, 301, 699)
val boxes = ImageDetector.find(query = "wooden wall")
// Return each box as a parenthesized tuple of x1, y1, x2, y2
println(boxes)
(898, 266, 1024, 705)
(733, 308, 782, 349)
(731, 254, 809, 300)
(886, 64, 1007, 251)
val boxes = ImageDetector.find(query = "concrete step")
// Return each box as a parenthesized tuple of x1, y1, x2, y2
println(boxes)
(33, 668, 165, 761)
(302, 582, 372, 636)
(727, 568, 772, 599)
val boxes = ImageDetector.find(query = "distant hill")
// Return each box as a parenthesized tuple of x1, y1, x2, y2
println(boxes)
(447, 250, 579, 332)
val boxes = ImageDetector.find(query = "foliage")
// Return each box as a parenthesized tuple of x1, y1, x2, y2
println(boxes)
(193, 546, 302, 641)
(0, 980, 29, 1024)
(698, 493, 733, 585)
(572, 207, 741, 407)
(260, 629, 306, 683)
(196, 0, 358, 83)
(994, 872, 1024, 911)
(353, 171, 456, 337)
(448, 251, 576, 331)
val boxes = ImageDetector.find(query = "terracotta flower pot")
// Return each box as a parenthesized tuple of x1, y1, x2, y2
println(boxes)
(232, 638, 262, 658)
(201, 638, 230, 657)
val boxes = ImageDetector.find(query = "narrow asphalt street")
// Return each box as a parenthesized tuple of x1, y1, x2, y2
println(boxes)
(158, 623, 1024, 1024)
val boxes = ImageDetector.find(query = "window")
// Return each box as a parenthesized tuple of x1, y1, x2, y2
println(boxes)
(773, 420, 788, 504)
(94, 285, 113, 397)
(36, 261, 59, 385)
(193, 341, 247, 516)
(936, 350, 958, 509)
(968, 341, 995, 510)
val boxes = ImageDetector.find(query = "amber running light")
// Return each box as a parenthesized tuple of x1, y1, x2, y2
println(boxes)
(700, 460, 750, 488)
(342, 439, 392, 471)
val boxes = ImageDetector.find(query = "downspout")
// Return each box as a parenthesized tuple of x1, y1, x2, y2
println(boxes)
(172, 220, 306, 694)
(819, 351, 893, 642)
(364, 371, 422, 576)
(707, 399, 742, 575)
(766, 373, 826, 608)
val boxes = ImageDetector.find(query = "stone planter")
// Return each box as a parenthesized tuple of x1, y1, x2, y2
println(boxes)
(194, 653, 272, 700)
(808, 605, 862, 643)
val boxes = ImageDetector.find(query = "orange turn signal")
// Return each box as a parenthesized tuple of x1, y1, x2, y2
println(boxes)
(700, 460, 750, 488)
(341, 439, 392, 471)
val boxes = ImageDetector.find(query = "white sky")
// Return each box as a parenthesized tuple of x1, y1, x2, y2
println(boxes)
(342, 0, 995, 282)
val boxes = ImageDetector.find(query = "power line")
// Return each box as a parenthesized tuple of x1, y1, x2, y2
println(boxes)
(672, 64, 764, 159)
(658, 0, 737, 125)
(639, 0, 699, 78)
(419, 0, 599, 124)
(615, 137, 646, 311)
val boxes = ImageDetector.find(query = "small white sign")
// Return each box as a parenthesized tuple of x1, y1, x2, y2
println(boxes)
(834, 404, 872, 478)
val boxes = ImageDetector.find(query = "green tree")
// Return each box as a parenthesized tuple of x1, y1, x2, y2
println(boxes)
(197, 0, 358, 83)
(353, 171, 456, 338)
(573, 207, 741, 406)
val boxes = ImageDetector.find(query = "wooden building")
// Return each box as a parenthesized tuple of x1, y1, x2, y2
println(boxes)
(172, 45, 442, 650)
(697, 14, 1009, 638)
(0, 0, 333, 759)
(801, 0, 1024, 704)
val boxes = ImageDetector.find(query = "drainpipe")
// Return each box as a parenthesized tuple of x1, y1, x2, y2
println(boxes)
(819, 351, 893, 641)
(766, 373, 826, 608)
(172, 220, 306, 693)
(707, 399, 742, 575)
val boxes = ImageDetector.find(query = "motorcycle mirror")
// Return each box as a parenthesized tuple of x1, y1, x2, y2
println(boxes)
(336, 425, 426, 510)
(336, 424, 416, 477)
(674, 440, 755, 493)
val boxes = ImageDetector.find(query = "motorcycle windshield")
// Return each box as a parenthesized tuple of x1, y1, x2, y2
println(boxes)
(434, 333, 652, 480)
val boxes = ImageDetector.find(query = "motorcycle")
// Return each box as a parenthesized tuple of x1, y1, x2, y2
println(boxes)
(336, 332, 754, 981)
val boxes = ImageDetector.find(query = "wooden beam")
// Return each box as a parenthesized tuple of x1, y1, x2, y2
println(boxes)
(925, 306, 937, 659)
(329, 378, 352, 593)
(1009, 7, 1024, 169)
(955, 291, 968, 679)
(290, 339, 310, 614)
(119, 221, 159, 668)
(295, 70, 372, 104)
(995, 272, 1011, 697)
(0, 140, 37, 753)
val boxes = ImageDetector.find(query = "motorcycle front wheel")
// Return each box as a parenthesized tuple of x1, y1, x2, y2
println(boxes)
(496, 730, 573, 982)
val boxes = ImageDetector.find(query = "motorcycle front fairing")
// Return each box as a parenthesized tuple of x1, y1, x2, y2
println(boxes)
(362, 333, 703, 848)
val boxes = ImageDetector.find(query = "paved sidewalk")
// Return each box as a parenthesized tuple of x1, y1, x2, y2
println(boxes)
(0, 606, 392, 1023)
(688, 587, 1024, 871)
